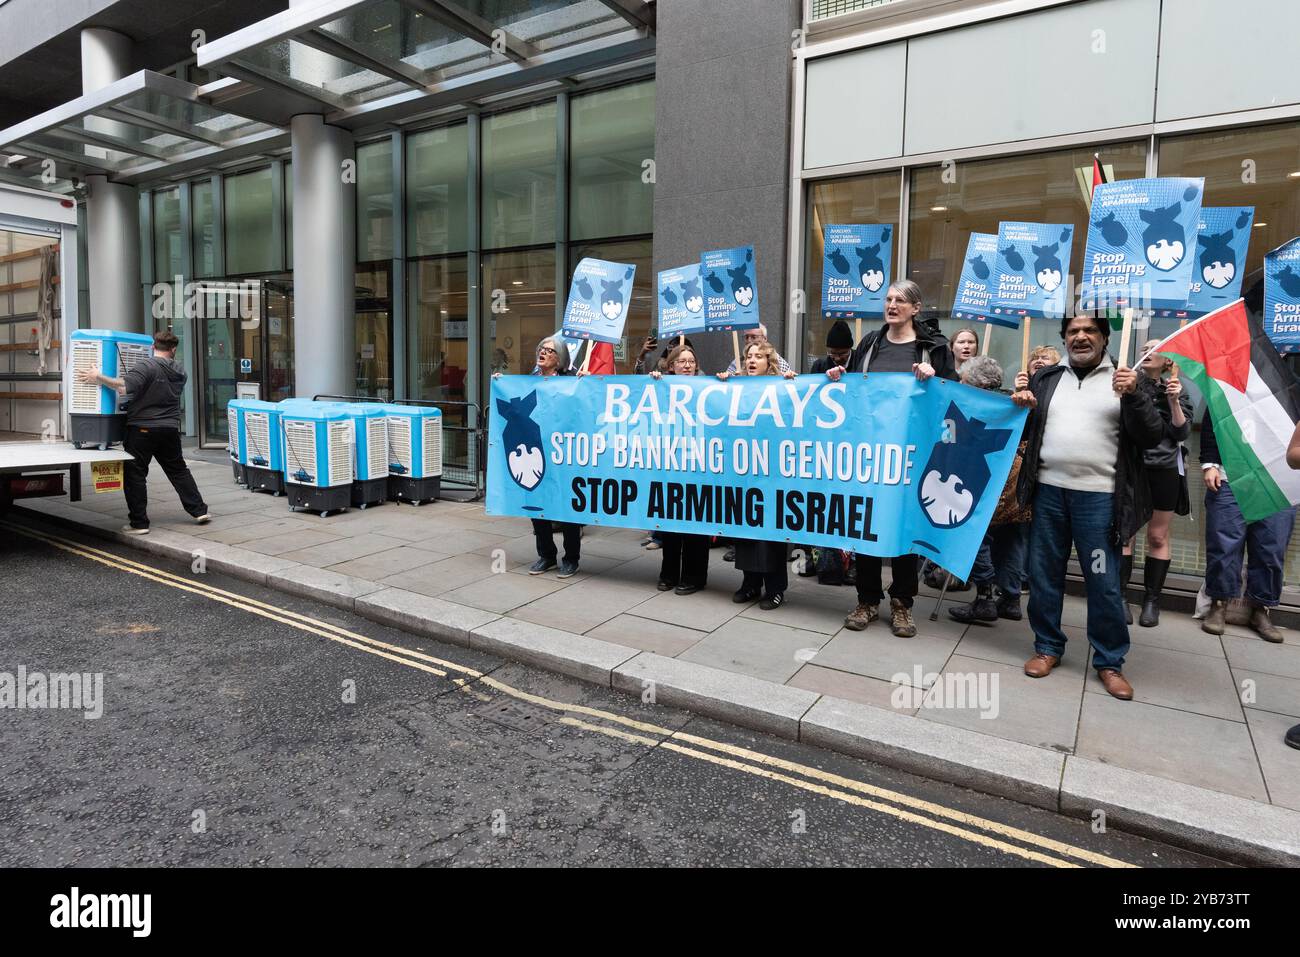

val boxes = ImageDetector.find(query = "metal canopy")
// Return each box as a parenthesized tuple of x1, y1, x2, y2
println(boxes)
(198, 0, 655, 126)
(0, 70, 285, 188)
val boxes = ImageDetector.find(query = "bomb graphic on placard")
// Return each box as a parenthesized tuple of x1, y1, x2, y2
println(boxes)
(498, 391, 545, 491)
(856, 244, 885, 293)
(1198, 229, 1238, 290)
(728, 249, 755, 307)
(1139, 202, 1188, 271)
(918, 403, 1013, 529)
(828, 248, 850, 275)
(1278, 265, 1300, 298)
(968, 253, 990, 281)
(1092, 212, 1129, 247)
(682, 276, 703, 313)
(704, 271, 724, 294)
(1000, 244, 1025, 272)
(1032, 242, 1064, 293)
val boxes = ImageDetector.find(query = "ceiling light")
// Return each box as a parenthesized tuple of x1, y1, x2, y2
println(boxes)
(512, 280, 523, 286)
(1254, 222, 1268, 228)
(930, 205, 948, 212)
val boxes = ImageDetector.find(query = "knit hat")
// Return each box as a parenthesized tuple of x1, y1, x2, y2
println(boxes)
(826, 320, 853, 349)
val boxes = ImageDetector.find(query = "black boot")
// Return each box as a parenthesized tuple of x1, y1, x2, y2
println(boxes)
(1139, 557, 1170, 628)
(949, 584, 998, 626)
(1120, 553, 1134, 625)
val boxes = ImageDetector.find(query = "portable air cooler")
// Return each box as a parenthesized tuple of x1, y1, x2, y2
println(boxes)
(228, 398, 285, 495)
(227, 402, 246, 486)
(68, 329, 155, 449)
(378, 404, 442, 504)
(338, 403, 389, 509)
(280, 404, 353, 514)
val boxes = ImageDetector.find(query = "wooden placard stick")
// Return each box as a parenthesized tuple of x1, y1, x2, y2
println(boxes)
(1020, 317, 1032, 371)
(579, 339, 592, 373)
(732, 330, 742, 373)
(982, 325, 992, 356)
(854, 316, 862, 345)
(1114, 307, 1135, 396)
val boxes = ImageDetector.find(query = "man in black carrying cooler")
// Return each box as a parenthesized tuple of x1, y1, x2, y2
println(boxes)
(75, 330, 210, 535)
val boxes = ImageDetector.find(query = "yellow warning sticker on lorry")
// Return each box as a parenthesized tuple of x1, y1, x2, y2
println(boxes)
(91, 460, 123, 493)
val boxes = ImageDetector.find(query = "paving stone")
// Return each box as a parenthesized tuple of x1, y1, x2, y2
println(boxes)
(266, 564, 384, 610)
(239, 528, 342, 555)
(1060, 755, 1300, 866)
(470, 617, 639, 685)
(1076, 695, 1267, 802)
(1245, 710, 1300, 813)
(1223, 634, 1300, 679)
(1126, 617, 1228, 657)
(626, 586, 744, 633)
(800, 695, 1065, 810)
(509, 577, 652, 634)
(679, 617, 832, 684)
(810, 626, 957, 687)
(740, 587, 849, 634)
(1232, 668, 1300, 719)
(408, 526, 513, 555)
(954, 621, 1089, 677)
(439, 570, 569, 614)
(376, 554, 496, 597)
(612, 652, 818, 739)
(918, 654, 1083, 753)
(279, 533, 410, 568)
(325, 546, 444, 582)
(1083, 643, 1244, 722)
(585, 614, 706, 657)
(786, 664, 917, 715)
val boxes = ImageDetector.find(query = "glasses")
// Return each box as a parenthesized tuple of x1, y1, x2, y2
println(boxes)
(537, 346, 557, 356)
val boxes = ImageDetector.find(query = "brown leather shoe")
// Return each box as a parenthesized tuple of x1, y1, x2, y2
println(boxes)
(1202, 599, 1227, 636)
(1098, 668, 1134, 700)
(1249, 605, 1284, 643)
(1023, 653, 1060, 678)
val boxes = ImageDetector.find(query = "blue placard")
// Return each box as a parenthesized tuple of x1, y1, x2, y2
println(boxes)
(820, 224, 894, 320)
(1264, 237, 1300, 354)
(1082, 177, 1204, 313)
(952, 232, 1003, 326)
(1161, 207, 1255, 319)
(657, 263, 707, 339)
(487, 373, 1027, 580)
(701, 245, 759, 331)
(561, 258, 637, 344)
(989, 222, 1074, 323)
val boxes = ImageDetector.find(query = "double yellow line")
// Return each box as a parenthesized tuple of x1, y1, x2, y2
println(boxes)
(4, 518, 1134, 868)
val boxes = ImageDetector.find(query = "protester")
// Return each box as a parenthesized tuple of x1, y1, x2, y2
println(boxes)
(649, 345, 711, 594)
(497, 337, 582, 579)
(1200, 412, 1294, 642)
(811, 320, 854, 374)
(951, 327, 980, 373)
(635, 332, 696, 376)
(948, 356, 1031, 624)
(1010, 314, 1164, 700)
(723, 324, 793, 375)
(1285, 421, 1300, 751)
(75, 330, 210, 534)
(721, 341, 796, 608)
(1026, 345, 1060, 375)
(1120, 339, 1193, 626)
(826, 279, 957, 636)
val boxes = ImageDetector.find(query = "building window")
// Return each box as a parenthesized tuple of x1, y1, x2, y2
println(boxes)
(482, 103, 557, 249)
(192, 179, 216, 278)
(567, 237, 652, 372)
(355, 263, 392, 399)
(224, 167, 275, 275)
(406, 123, 469, 256)
(569, 80, 655, 242)
(152, 187, 182, 282)
(907, 140, 1149, 371)
(284, 162, 293, 264)
(357, 139, 394, 262)
(483, 247, 556, 376)
(803, 171, 901, 368)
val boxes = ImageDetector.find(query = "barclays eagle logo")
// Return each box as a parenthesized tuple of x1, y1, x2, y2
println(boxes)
(918, 402, 1013, 529)
(497, 391, 546, 491)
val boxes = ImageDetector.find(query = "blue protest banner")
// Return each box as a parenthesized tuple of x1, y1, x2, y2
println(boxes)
(821, 224, 894, 320)
(952, 232, 1003, 326)
(1161, 207, 1254, 319)
(1264, 237, 1300, 354)
(1082, 177, 1204, 313)
(989, 222, 1074, 324)
(488, 373, 1027, 580)
(562, 257, 636, 344)
(657, 263, 707, 339)
(701, 246, 759, 331)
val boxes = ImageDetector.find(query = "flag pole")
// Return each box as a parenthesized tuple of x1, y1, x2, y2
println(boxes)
(1170, 318, 1188, 380)
(579, 339, 592, 373)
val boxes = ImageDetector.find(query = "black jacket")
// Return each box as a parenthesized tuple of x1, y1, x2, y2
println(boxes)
(843, 322, 958, 381)
(1015, 360, 1166, 544)
(1141, 375, 1194, 470)
(1200, 411, 1223, 467)
(122, 355, 186, 429)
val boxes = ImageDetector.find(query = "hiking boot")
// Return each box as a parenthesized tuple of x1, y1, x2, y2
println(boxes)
(1249, 604, 1284, 643)
(844, 602, 878, 631)
(995, 594, 1022, 621)
(889, 598, 917, 637)
(1202, 599, 1227, 635)
(948, 585, 997, 626)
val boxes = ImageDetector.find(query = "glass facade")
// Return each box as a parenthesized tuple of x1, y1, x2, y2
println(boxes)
(224, 167, 275, 276)
(799, 120, 1300, 582)
(406, 124, 469, 256)
(482, 102, 557, 249)
(152, 187, 181, 281)
(192, 179, 216, 279)
(569, 80, 655, 242)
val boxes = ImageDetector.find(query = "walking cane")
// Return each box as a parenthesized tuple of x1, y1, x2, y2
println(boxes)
(930, 569, 953, 621)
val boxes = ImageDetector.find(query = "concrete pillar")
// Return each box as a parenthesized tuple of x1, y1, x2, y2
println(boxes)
(291, 114, 355, 398)
(81, 28, 142, 332)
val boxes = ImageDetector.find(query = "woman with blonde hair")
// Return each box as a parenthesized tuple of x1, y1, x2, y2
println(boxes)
(720, 340, 796, 608)
(951, 327, 980, 373)
(650, 345, 711, 593)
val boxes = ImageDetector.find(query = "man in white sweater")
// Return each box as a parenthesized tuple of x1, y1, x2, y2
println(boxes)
(1010, 315, 1165, 700)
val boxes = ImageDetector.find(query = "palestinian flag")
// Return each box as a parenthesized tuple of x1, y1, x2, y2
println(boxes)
(1090, 154, 1108, 198)
(1155, 299, 1300, 521)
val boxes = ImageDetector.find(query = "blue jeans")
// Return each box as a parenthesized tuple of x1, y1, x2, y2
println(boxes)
(970, 523, 1027, 599)
(1204, 483, 1295, 606)
(1027, 484, 1129, 673)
